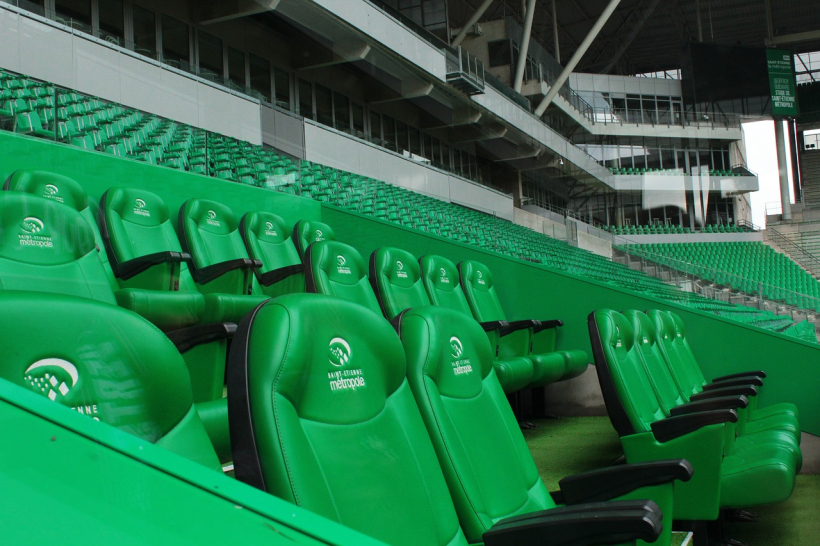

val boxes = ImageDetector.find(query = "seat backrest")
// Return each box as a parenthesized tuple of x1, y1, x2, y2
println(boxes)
(646, 309, 702, 399)
(292, 219, 336, 260)
(369, 246, 430, 320)
(227, 294, 468, 546)
(179, 198, 257, 295)
(0, 191, 116, 304)
(304, 240, 382, 315)
(588, 309, 667, 436)
(622, 310, 686, 415)
(458, 259, 507, 322)
(1, 290, 220, 471)
(397, 305, 555, 543)
(419, 254, 472, 316)
(100, 186, 197, 292)
(240, 211, 303, 296)
(4, 169, 117, 291)
(667, 311, 708, 387)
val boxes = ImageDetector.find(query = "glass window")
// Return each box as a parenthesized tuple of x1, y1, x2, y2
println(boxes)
(352, 103, 365, 138)
(422, 133, 433, 161)
(441, 143, 450, 170)
(315, 84, 333, 127)
(161, 14, 190, 71)
(369, 111, 381, 144)
(197, 31, 223, 81)
(16, 0, 45, 17)
(227, 47, 245, 90)
(487, 40, 512, 68)
(98, 0, 123, 45)
(273, 67, 290, 110)
(249, 54, 271, 102)
(395, 121, 408, 153)
(55, 0, 91, 32)
(333, 92, 350, 132)
(408, 127, 421, 156)
(298, 79, 313, 119)
(383, 116, 396, 151)
(132, 5, 156, 60)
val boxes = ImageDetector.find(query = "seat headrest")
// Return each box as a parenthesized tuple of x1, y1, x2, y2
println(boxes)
(307, 240, 367, 286)
(293, 219, 335, 258)
(0, 191, 95, 265)
(242, 211, 291, 245)
(371, 246, 423, 289)
(4, 169, 89, 212)
(646, 309, 677, 341)
(181, 198, 238, 236)
(458, 259, 494, 291)
(102, 186, 170, 226)
(623, 309, 658, 347)
(420, 254, 460, 293)
(592, 309, 635, 353)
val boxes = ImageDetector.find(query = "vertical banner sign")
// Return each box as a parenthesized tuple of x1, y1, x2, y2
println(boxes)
(767, 49, 799, 117)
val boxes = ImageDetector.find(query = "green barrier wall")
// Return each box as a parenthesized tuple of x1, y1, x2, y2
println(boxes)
(323, 206, 820, 435)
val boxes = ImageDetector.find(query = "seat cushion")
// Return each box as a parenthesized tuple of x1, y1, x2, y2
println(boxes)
(494, 357, 534, 394)
(201, 293, 268, 323)
(115, 288, 205, 331)
(528, 352, 566, 388)
(559, 349, 589, 381)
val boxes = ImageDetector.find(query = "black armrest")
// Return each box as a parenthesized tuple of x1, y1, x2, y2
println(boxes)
(484, 500, 662, 546)
(479, 320, 531, 337)
(117, 251, 191, 280)
(531, 319, 563, 334)
(650, 409, 738, 443)
(166, 322, 237, 353)
(712, 370, 766, 381)
(702, 376, 763, 390)
(258, 263, 303, 287)
(669, 395, 748, 416)
(554, 459, 693, 505)
(192, 258, 262, 285)
(690, 385, 757, 401)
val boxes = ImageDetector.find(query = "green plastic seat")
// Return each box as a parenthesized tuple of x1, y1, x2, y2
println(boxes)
(303, 239, 382, 315)
(369, 246, 432, 320)
(240, 211, 304, 297)
(588, 309, 796, 519)
(646, 310, 800, 434)
(398, 304, 693, 546)
(419, 254, 533, 394)
(0, 291, 221, 471)
(459, 259, 588, 385)
(293, 218, 336, 260)
(227, 294, 665, 546)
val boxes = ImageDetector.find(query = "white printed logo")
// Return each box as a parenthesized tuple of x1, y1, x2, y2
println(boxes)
(24, 358, 78, 401)
(329, 337, 351, 367)
(135, 198, 146, 208)
(265, 221, 274, 230)
(337, 255, 346, 266)
(450, 336, 463, 358)
(440, 268, 446, 276)
(44, 184, 59, 195)
(396, 261, 404, 271)
(133, 198, 150, 217)
(315, 229, 324, 241)
(205, 209, 220, 227)
(207, 210, 216, 220)
(477, 270, 483, 278)
(21, 217, 44, 234)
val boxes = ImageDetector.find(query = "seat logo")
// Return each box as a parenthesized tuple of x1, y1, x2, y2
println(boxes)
(206, 210, 220, 227)
(21, 216, 44, 234)
(207, 210, 216, 220)
(265, 221, 274, 230)
(135, 198, 146, 208)
(337, 255, 346, 266)
(396, 260, 404, 270)
(449, 336, 463, 358)
(264, 221, 277, 236)
(477, 271, 483, 278)
(315, 229, 324, 241)
(329, 337, 351, 367)
(24, 358, 78, 401)
(133, 198, 150, 217)
(44, 184, 59, 195)
(440, 268, 446, 276)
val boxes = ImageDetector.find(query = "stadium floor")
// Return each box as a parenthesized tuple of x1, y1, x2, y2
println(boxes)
(523, 417, 820, 546)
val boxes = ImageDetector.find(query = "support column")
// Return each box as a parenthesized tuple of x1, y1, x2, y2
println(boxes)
(534, 0, 622, 117)
(789, 119, 802, 203)
(552, 0, 560, 63)
(513, 0, 537, 93)
(774, 119, 792, 220)
(695, 0, 703, 42)
(451, 0, 494, 47)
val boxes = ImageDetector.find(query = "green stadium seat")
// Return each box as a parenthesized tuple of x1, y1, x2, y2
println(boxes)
(303, 240, 382, 316)
(227, 294, 666, 546)
(0, 291, 221, 471)
(419, 254, 534, 394)
(588, 309, 796, 520)
(239, 211, 304, 297)
(293, 218, 336, 260)
(398, 304, 693, 546)
(458, 259, 588, 385)
(369, 246, 431, 320)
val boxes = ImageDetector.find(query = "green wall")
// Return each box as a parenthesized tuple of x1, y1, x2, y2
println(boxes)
(324, 206, 820, 435)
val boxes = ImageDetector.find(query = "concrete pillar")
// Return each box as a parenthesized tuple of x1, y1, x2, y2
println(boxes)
(774, 119, 792, 220)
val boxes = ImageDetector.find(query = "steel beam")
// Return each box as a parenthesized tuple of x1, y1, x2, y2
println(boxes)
(513, 0, 537, 93)
(534, 0, 622, 117)
(452, 0, 495, 47)
(601, 0, 663, 74)
(766, 29, 820, 47)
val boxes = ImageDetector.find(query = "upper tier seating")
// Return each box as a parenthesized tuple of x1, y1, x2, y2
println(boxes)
(239, 211, 304, 297)
(397, 304, 695, 546)
(588, 309, 797, 520)
(227, 293, 668, 546)
(458, 259, 588, 384)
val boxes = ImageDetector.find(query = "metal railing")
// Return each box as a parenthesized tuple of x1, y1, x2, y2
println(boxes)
(768, 228, 820, 278)
(445, 47, 486, 94)
(590, 108, 742, 129)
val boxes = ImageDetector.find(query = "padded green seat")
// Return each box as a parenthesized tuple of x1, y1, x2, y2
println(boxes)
(228, 294, 665, 546)
(293, 219, 336, 260)
(646, 310, 800, 438)
(0, 291, 220, 471)
(240, 211, 304, 297)
(398, 304, 693, 546)
(589, 309, 796, 520)
(369, 246, 432, 320)
(459, 259, 588, 385)
(304, 240, 382, 315)
(419, 254, 533, 394)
